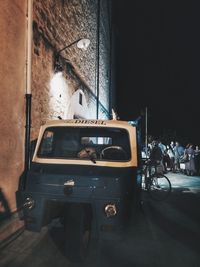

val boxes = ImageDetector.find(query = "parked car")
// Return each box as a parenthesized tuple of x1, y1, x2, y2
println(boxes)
(16, 118, 142, 262)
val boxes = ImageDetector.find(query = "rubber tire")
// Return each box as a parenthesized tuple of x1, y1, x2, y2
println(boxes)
(64, 203, 91, 262)
(147, 175, 172, 201)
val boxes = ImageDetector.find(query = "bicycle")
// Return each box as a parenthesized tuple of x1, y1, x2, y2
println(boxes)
(142, 160, 172, 201)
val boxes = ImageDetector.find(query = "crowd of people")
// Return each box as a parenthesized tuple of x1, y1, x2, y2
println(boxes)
(142, 139, 200, 176)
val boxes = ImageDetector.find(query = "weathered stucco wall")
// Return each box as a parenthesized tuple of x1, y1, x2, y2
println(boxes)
(0, 0, 26, 215)
(0, 0, 26, 241)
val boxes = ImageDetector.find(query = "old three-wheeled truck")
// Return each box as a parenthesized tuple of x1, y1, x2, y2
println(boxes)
(16, 119, 142, 262)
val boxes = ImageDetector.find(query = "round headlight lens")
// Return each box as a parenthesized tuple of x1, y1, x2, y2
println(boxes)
(23, 197, 35, 210)
(104, 204, 117, 217)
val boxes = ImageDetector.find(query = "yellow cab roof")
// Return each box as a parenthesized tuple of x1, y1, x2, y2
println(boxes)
(41, 119, 136, 129)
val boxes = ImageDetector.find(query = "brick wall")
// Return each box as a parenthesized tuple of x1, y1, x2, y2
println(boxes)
(32, 0, 112, 138)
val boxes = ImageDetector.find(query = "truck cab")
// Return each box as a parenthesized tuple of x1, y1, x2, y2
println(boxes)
(16, 119, 142, 262)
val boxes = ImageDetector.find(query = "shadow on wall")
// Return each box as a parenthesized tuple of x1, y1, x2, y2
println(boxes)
(0, 188, 11, 224)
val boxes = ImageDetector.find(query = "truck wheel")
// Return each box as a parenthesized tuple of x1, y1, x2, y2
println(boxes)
(64, 204, 92, 262)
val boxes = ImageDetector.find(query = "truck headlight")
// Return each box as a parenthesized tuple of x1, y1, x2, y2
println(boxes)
(104, 204, 117, 217)
(23, 197, 35, 210)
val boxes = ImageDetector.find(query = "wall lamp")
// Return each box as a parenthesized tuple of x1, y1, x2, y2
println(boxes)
(54, 38, 90, 72)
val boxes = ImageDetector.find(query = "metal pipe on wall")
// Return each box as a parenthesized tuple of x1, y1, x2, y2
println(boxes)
(108, 1, 112, 119)
(24, 0, 33, 173)
(96, 0, 100, 119)
(27, 0, 33, 95)
(145, 107, 148, 159)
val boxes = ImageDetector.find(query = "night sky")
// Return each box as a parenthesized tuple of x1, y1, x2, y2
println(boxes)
(113, 1, 200, 146)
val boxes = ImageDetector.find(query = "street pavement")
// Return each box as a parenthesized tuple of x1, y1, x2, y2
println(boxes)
(0, 172, 200, 267)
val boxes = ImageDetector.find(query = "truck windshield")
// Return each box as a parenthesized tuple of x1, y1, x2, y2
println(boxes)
(37, 126, 131, 161)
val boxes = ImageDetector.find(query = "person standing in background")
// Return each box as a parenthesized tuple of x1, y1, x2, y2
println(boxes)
(148, 140, 163, 175)
(173, 141, 184, 172)
(167, 144, 175, 172)
(184, 143, 196, 176)
(194, 145, 200, 175)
